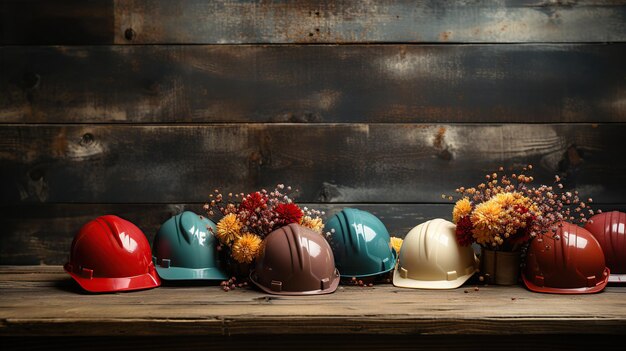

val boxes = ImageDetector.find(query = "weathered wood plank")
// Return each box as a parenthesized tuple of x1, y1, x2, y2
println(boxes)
(113, 0, 626, 44)
(1, 266, 625, 338)
(1, 45, 624, 123)
(3, 335, 625, 351)
(2, 1, 625, 45)
(0, 0, 114, 45)
(0, 203, 454, 265)
(2, 203, 625, 265)
(1, 124, 625, 204)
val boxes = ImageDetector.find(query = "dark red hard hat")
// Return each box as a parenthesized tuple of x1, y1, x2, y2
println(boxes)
(523, 222, 609, 294)
(64, 215, 161, 293)
(585, 211, 626, 279)
(250, 223, 340, 295)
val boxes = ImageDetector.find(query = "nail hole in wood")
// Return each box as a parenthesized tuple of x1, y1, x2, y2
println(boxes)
(81, 133, 94, 145)
(124, 28, 135, 41)
(29, 169, 44, 181)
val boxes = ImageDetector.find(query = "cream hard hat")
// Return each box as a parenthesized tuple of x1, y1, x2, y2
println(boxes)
(393, 218, 478, 289)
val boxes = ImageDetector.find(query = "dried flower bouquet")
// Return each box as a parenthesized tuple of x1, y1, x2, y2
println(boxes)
(204, 184, 325, 265)
(448, 165, 595, 251)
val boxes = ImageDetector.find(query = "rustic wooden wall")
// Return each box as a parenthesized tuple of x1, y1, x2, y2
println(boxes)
(1, 0, 625, 265)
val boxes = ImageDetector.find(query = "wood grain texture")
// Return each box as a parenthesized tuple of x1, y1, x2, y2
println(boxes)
(0, 203, 454, 265)
(0, 0, 113, 45)
(3, 335, 626, 351)
(113, 0, 626, 44)
(1, 266, 625, 338)
(1, 124, 625, 204)
(2, 1, 625, 45)
(1, 45, 625, 123)
(2, 203, 625, 265)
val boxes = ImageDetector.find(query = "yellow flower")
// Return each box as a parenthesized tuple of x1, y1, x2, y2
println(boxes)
(470, 199, 503, 245)
(452, 197, 472, 223)
(301, 216, 324, 233)
(390, 237, 403, 255)
(231, 233, 263, 264)
(472, 199, 503, 229)
(216, 213, 242, 244)
(472, 227, 493, 246)
(492, 192, 517, 208)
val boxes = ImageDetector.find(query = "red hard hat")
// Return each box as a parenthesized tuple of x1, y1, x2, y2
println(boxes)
(64, 215, 161, 292)
(523, 222, 609, 294)
(250, 223, 340, 295)
(585, 211, 626, 282)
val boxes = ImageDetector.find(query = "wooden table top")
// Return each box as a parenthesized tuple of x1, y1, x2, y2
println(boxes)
(1, 265, 625, 337)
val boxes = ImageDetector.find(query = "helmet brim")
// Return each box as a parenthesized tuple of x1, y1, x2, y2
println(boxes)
(339, 250, 397, 279)
(392, 268, 476, 289)
(155, 266, 229, 281)
(64, 263, 161, 293)
(522, 267, 610, 294)
(340, 265, 394, 279)
(249, 269, 340, 296)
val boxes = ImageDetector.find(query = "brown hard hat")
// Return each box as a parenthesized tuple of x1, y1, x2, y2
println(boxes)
(523, 222, 609, 294)
(250, 223, 340, 295)
(585, 211, 626, 277)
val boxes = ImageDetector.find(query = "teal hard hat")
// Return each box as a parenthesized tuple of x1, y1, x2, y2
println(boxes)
(152, 211, 228, 281)
(325, 208, 397, 278)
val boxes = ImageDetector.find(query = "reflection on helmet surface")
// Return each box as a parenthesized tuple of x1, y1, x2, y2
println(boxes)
(436, 233, 450, 247)
(187, 225, 208, 246)
(352, 223, 377, 242)
(567, 234, 588, 250)
(300, 236, 322, 258)
(118, 232, 138, 252)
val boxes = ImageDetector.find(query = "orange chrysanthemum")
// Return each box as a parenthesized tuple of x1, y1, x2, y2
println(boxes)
(231, 233, 263, 264)
(301, 215, 324, 233)
(452, 197, 472, 224)
(471, 200, 503, 245)
(216, 213, 242, 245)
